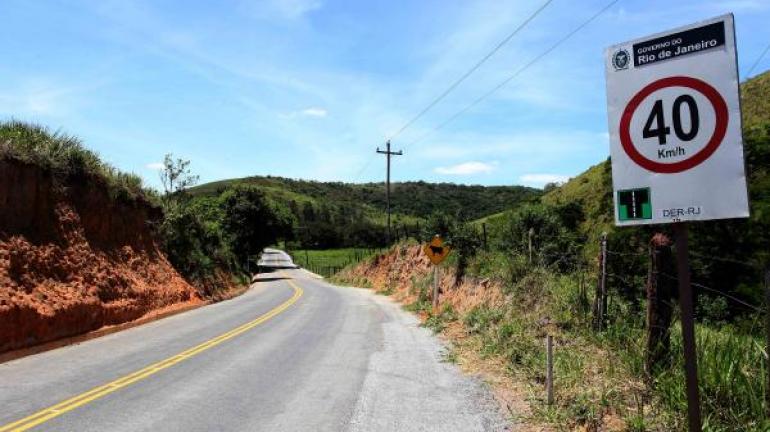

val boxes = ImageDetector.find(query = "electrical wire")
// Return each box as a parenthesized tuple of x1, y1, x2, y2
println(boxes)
(401, 0, 621, 151)
(351, 154, 378, 183)
(747, 40, 770, 78)
(387, 0, 555, 142)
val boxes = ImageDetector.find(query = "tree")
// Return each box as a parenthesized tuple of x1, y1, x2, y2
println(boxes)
(159, 153, 199, 207)
(220, 184, 294, 263)
(155, 156, 241, 292)
(543, 182, 562, 193)
(421, 211, 455, 242)
(498, 204, 579, 271)
(450, 221, 482, 284)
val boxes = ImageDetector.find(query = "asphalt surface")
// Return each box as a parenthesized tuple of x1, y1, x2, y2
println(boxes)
(0, 250, 507, 431)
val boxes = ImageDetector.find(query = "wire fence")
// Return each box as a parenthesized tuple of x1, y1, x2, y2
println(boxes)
(658, 271, 764, 314)
(509, 229, 769, 328)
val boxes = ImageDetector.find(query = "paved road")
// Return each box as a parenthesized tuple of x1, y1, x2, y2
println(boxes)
(256, 248, 297, 269)
(0, 251, 507, 431)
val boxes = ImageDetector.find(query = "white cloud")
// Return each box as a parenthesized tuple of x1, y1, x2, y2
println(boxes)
(275, 0, 322, 19)
(278, 107, 329, 120)
(146, 162, 165, 170)
(519, 173, 570, 186)
(434, 161, 497, 175)
(239, 0, 322, 20)
(300, 107, 328, 117)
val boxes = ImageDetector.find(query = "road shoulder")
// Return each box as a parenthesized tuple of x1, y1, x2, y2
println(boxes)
(346, 287, 509, 432)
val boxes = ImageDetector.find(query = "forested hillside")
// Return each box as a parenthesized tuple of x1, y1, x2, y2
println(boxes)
(193, 176, 540, 221)
(191, 176, 541, 249)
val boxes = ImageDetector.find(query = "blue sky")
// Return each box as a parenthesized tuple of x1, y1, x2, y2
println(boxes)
(2, 0, 769, 189)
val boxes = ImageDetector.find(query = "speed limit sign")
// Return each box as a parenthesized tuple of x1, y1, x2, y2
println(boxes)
(605, 14, 749, 225)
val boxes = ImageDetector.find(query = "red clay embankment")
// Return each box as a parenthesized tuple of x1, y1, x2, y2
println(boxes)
(0, 159, 201, 354)
(339, 244, 506, 317)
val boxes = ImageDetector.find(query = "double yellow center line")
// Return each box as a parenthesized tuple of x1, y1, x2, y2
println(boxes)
(0, 277, 304, 432)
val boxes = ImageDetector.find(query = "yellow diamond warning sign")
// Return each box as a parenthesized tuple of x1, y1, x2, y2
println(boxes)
(423, 235, 450, 265)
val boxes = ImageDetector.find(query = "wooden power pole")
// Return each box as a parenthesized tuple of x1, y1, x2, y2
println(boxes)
(377, 140, 402, 244)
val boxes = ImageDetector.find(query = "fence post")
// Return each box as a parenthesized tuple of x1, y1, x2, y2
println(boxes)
(593, 232, 608, 331)
(645, 233, 675, 383)
(528, 228, 534, 264)
(601, 232, 608, 327)
(482, 223, 488, 251)
(578, 268, 588, 322)
(546, 334, 554, 405)
(765, 267, 770, 418)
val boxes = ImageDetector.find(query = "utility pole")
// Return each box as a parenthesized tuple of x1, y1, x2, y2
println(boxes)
(376, 140, 402, 244)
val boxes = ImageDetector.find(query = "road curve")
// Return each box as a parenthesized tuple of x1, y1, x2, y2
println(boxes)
(0, 260, 507, 431)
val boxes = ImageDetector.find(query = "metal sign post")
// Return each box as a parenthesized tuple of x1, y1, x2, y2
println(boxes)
(604, 14, 750, 431)
(423, 235, 450, 312)
(433, 266, 440, 311)
(673, 223, 702, 431)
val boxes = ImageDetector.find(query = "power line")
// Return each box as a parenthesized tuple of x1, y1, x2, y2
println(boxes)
(351, 153, 377, 183)
(402, 0, 621, 150)
(387, 0, 555, 141)
(747, 40, 770, 78)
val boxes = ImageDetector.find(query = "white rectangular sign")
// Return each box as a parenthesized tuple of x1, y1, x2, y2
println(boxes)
(604, 14, 749, 226)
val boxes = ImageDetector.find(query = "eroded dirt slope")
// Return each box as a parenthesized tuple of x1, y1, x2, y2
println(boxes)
(340, 244, 506, 316)
(0, 160, 200, 353)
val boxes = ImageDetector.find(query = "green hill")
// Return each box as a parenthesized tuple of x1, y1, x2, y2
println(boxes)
(192, 176, 541, 223)
(191, 176, 540, 249)
(742, 70, 770, 129)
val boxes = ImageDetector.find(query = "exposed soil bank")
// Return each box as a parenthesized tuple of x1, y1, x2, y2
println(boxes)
(339, 244, 506, 316)
(0, 159, 201, 353)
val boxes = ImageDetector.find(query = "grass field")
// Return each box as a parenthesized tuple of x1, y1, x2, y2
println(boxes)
(290, 248, 383, 278)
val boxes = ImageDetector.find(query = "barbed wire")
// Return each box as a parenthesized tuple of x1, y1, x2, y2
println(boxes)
(606, 249, 647, 258)
(606, 272, 640, 287)
(687, 250, 763, 270)
(659, 272, 763, 313)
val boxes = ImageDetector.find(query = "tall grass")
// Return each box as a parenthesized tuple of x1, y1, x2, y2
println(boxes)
(0, 121, 150, 202)
(654, 323, 769, 431)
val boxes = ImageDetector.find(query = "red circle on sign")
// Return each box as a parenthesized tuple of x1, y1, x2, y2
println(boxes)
(619, 76, 728, 174)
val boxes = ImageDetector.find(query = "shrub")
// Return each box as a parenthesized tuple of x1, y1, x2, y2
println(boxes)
(0, 121, 148, 201)
(220, 183, 295, 263)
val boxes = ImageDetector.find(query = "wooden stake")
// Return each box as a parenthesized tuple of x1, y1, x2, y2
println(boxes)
(645, 233, 675, 382)
(764, 267, 770, 418)
(528, 228, 534, 264)
(546, 334, 554, 405)
(600, 232, 608, 328)
(594, 232, 608, 331)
